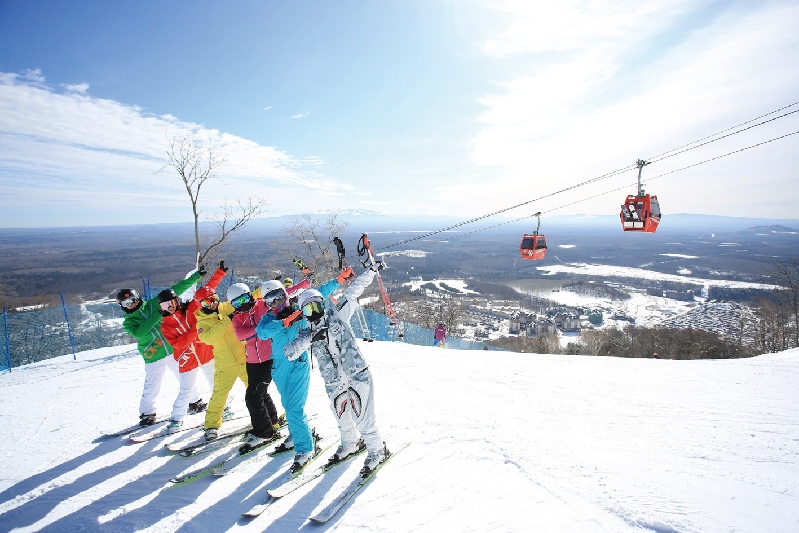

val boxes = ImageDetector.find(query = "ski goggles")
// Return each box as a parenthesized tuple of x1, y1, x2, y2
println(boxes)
(200, 295, 219, 309)
(230, 293, 252, 309)
(159, 299, 177, 311)
(119, 296, 139, 309)
(302, 299, 324, 317)
(263, 289, 286, 307)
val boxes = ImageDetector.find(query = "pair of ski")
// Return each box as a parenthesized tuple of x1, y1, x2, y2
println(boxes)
(129, 413, 249, 443)
(243, 442, 409, 522)
(240, 437, 345, 517)
(100, 417, 171, 438)
(101, 405, 228, 439)
(168, 432, 304, 484)
(165, 424, 252, 457)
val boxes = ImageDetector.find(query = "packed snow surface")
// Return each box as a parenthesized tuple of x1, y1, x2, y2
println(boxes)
(1, 343, 798, 532)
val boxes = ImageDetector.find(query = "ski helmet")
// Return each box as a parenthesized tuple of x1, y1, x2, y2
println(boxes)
(116, 288, 139, 303)
(157, 288, 178, 304)
(226, 283, 250, 302)
(298, 289, 325, 322)
(260, 279, 283, 294)
(260, 280, 287, 309)
(116, 288, 141, 312)
(226, 282, 255, 312)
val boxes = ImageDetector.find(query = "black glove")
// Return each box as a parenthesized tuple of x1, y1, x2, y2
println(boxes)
(370, 260, 384, 272)
(276, 306, 294, 320)
(312, 327, 328, 342)
(219, 260, 229, 273)
(198, 264, 208, 276)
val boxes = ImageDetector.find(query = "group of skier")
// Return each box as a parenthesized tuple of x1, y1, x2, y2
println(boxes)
(116, 255, 390, 476)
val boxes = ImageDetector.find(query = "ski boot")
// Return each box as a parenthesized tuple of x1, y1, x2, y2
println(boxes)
(187, 399, 207, 415)
(326, 438, 365, 468)
(360, 442, 390, 478)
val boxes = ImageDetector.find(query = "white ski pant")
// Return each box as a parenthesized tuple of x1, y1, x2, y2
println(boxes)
(326, 368, 383, 457)
(139, 355, 180, 416)
(171, 359, 215, 421)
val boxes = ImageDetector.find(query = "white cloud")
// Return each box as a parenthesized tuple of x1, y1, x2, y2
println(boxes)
(21, 68, 46, 85)
(64, 83, 89, 94)
(467, 1, 799, 218)
(291, 111, 309, 119)
(0, 72, 361, 225)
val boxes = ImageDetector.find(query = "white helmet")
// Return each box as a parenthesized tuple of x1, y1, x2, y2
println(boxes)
(260, 279, 284, 295)
(226, 283, 250, 302)
(260, 279, 288, 308)
(297, 289, 323, 308)
(298, 289, 325, 322)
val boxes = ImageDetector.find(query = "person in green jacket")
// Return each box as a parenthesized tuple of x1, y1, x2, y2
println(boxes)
(116, 270, 203, 426)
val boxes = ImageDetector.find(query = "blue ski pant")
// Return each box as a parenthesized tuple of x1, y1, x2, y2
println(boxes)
(271, 355, 313, 453)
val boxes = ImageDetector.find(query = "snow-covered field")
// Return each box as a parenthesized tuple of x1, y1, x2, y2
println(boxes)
(535, 263, 777, 291)
(404, 278, 479, 295)
(535, 285, 694, 329)
(1, 343, 797, 532)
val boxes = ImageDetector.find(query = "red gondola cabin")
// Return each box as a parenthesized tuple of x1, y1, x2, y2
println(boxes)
(620, 159, 661, 233)
(520, 233, 547, 260)
(620, 193, 661, 233)
(521, 212, 548, 260)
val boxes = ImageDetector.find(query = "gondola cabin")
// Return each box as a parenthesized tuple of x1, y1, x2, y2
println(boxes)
(620, 193, 661, 233)
(520, 233, 547, 260)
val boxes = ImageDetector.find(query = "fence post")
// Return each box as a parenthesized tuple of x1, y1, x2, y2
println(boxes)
(60, 294, 77, 361)
(96, 319, 103, 348)
(2, 307, 11, 371)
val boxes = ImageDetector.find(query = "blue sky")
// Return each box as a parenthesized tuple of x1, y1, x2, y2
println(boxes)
(1, 0, 798, 227)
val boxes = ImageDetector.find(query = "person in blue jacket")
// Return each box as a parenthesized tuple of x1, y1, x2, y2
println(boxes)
(255, 278, 323, 472)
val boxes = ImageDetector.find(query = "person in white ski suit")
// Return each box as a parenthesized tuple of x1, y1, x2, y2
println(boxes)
(287, 263, 388, 475)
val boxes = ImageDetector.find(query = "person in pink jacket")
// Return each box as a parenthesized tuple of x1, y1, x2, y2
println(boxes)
(228, 282, 282, 451)
(434, 323, 447, 347)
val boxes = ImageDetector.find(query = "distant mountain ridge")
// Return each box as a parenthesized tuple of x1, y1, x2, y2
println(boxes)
(737, 225, 798, 235)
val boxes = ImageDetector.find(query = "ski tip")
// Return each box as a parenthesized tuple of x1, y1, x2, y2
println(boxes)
(241, 496, 276, 517)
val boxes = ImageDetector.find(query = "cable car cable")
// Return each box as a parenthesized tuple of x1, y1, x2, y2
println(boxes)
(373, 102, 799, 252)
(648, 108, 799, 165)
(384, 128, 799, 250)
(646, 100, 799, 162)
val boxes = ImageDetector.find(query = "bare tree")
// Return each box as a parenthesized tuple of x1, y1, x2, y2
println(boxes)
(435, 295, 463, 336)
(201, 197, 268, 266)
(282, 212, 349, 283)
(160, 130, 268, 266)
(769, 258, 799, 349)
(754, 296, 787, 353)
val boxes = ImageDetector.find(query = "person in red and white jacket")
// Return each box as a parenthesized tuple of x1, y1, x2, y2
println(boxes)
(159, 264, 225, 432)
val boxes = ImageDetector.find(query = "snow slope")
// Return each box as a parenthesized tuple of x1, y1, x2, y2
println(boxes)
(1, 343, 798, 532)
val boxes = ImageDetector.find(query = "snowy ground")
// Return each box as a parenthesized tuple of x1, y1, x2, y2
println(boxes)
(403, 278, 479, 295)
(535, 263, 777, 291)
(1, 345, 798, 532)
(536, 285, 695, 329)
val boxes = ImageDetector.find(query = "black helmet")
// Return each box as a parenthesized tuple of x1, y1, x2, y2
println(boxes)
(116, 288, 142, 313)
(157, 288, 178, 303)
(116, 288, 139, 303)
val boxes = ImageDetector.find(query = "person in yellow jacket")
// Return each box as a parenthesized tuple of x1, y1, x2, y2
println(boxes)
(194, 263, 249, 442)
